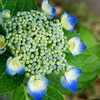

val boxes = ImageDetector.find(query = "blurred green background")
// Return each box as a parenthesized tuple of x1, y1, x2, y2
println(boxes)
(0, 0, 100, 100)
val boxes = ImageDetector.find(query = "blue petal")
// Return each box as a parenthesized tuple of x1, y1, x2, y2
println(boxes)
(65, 66, 82, 80)
(42, 0, 56, 19)
(67, 13, 78, 28)
(2, 8, 7, 12)
(15, 62, 25, 74)
(6, 57, 16, 75)
(69, 28, 74, 33)
(61, 76, 78, 93)
(47, 6, 56, 19)
(77, 41, 87, 54)
(11, 57, 25, 75)
(68, 36, 86, 56)
(27, 88, 47, 100)
(51, 7, 56, 15)
(6, 57, 25, 75)
(61, 11, 78, 33)
(27, 75, 49, 100)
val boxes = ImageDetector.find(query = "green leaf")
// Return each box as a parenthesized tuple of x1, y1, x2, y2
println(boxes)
(43, 85, 64, 100)
(0, 0, 37, 16)
(13, 84, 32, 100)
(46, 27, 100, 94)
(13, 84, 64, 100)
(0, 51, 24, 94)
(46, 73, 73, 94)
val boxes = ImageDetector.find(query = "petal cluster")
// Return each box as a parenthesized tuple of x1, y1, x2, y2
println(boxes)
(6, 56, 25, 75)
(42, 0, 56, 19)
(0, 34, 7, 54)
(61, 65, 82, 92)
(68, 36, 86, 56)
(27, 75, 49, 100)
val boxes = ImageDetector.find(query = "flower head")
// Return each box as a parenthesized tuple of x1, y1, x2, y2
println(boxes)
(61, 11, 78, 33)
(2, 0, 87, 99)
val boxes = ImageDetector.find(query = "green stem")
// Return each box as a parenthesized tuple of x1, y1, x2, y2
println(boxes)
(0, 0, 4, 9)
(23, 84, 30, 100)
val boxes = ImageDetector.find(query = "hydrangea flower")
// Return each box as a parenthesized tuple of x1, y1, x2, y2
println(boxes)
(0, 0, 86, 99)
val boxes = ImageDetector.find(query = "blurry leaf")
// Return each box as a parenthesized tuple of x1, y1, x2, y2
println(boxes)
(46, 27, 100, 94)
(0, 0, 37, 16)
(0, 51, 24, 94)
(13, 84, 64, 100)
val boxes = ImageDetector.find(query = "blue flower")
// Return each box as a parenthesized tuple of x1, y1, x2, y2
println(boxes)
(6, 56, 25, 75)
(42, 0, 56, 19)
(27, 75, 49, 100)
(2, 9, 11, 19)
(0, 34, 7, 54)
(61, 65, 82, 92)
(61, 11, 78, 33)
(68, 36, 86, 57)
(0, 12, 5, 26)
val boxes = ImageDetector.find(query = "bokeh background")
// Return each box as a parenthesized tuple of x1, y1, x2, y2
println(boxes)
(0, 0, 100, 100)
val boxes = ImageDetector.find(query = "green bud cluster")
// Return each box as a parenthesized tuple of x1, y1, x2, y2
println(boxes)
(3, 10, 68, 77)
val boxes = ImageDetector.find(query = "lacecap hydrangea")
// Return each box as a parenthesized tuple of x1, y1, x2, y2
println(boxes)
(0, 0, 86, 100)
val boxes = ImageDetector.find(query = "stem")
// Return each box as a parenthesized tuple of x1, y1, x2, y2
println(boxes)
(0, 0, 4, 9)
(23, 85, 30, 100)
